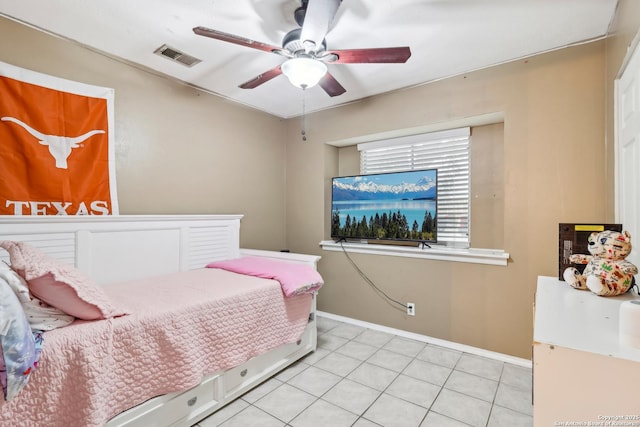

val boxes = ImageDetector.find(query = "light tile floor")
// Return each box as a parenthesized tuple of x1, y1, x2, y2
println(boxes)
(195, 316, 533, 427)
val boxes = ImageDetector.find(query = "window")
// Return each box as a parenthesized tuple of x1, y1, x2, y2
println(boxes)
(358, 127, 470, 246)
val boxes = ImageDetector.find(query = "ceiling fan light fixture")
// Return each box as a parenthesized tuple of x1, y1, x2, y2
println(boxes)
(281, 57, 327, 89)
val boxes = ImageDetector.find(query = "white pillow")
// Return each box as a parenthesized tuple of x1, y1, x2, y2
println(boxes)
(22, 298, 74, 331)
(0, 261, 30, 303)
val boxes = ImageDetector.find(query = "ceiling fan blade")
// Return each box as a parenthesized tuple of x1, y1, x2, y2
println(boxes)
(319, 72, 346, 97)
(299, 0, 342, 51)
(326, 47, 412, 64)
(193, 26, 281, 54)
(238, 65, 283, 89)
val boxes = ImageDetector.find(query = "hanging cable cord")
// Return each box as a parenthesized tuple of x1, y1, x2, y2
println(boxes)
(339, 240, 406, 310)
(301, 86, 307, 141)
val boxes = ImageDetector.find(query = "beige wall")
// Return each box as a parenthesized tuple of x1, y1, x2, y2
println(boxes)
(470, 124, 505, 249)
(286, 41, 608, 359)
(0, 16, 287, 250)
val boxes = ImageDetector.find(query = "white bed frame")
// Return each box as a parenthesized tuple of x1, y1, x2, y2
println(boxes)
(0, 215, 320, 427)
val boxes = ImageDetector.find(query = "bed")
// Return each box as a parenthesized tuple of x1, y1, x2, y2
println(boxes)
(0, 215, 321, 427)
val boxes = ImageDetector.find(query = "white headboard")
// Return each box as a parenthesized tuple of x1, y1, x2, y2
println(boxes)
(0, 215, 242, 285)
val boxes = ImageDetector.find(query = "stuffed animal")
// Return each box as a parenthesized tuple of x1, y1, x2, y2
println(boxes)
(563, 229, 638, 296)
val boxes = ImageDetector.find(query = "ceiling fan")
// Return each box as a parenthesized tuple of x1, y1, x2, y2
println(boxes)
(193, 0, 411, 97)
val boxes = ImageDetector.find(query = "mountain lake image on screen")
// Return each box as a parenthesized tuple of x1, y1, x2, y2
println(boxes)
(331, 169, 437, 243)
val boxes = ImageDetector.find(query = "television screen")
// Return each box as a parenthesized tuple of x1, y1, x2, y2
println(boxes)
(331, 169, 437, 243)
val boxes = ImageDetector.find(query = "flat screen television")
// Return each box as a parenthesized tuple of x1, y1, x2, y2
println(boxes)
(331, 168, 437, 243)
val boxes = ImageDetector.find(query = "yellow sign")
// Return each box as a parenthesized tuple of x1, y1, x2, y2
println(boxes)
(574, 225, 605, 232)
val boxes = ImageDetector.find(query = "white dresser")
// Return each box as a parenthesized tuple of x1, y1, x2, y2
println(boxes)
(533, 276, 640, 426)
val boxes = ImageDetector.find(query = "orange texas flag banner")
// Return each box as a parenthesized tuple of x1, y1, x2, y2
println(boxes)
(0, 61, 118, 215)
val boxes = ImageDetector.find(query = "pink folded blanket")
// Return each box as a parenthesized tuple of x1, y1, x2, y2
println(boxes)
(206, 257, 323, 297)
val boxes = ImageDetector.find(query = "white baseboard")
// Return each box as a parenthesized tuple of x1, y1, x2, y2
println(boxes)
(316, 311, 532, 369)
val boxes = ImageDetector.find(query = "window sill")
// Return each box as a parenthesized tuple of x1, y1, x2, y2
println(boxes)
(319, 240, 509, 266)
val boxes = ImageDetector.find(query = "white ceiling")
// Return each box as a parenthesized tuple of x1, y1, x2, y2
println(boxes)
(0, 0, 619, 119)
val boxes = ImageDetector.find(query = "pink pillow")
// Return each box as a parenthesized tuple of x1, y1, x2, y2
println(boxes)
(0, 241, 126, 320)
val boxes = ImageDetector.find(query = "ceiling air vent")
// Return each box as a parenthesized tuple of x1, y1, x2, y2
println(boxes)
(154, 44, 201, 67)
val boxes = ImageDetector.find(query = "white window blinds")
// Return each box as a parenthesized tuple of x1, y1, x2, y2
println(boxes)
(358, 127, 470, 245)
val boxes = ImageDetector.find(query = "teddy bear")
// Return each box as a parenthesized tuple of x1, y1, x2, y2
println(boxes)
(563, 229, 638, 296)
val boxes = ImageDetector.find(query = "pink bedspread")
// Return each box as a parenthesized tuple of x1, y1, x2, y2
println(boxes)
(207, 256, 324, 296)
(0, 268, 312, 427)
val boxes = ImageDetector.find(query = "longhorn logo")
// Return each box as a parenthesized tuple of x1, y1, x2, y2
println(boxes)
(1, 116, 105, 169)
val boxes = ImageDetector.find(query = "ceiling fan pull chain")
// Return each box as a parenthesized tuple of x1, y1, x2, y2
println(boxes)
(301, 86, 307, 142)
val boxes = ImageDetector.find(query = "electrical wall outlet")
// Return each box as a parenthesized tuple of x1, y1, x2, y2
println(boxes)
(406, 303, 415, 316)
